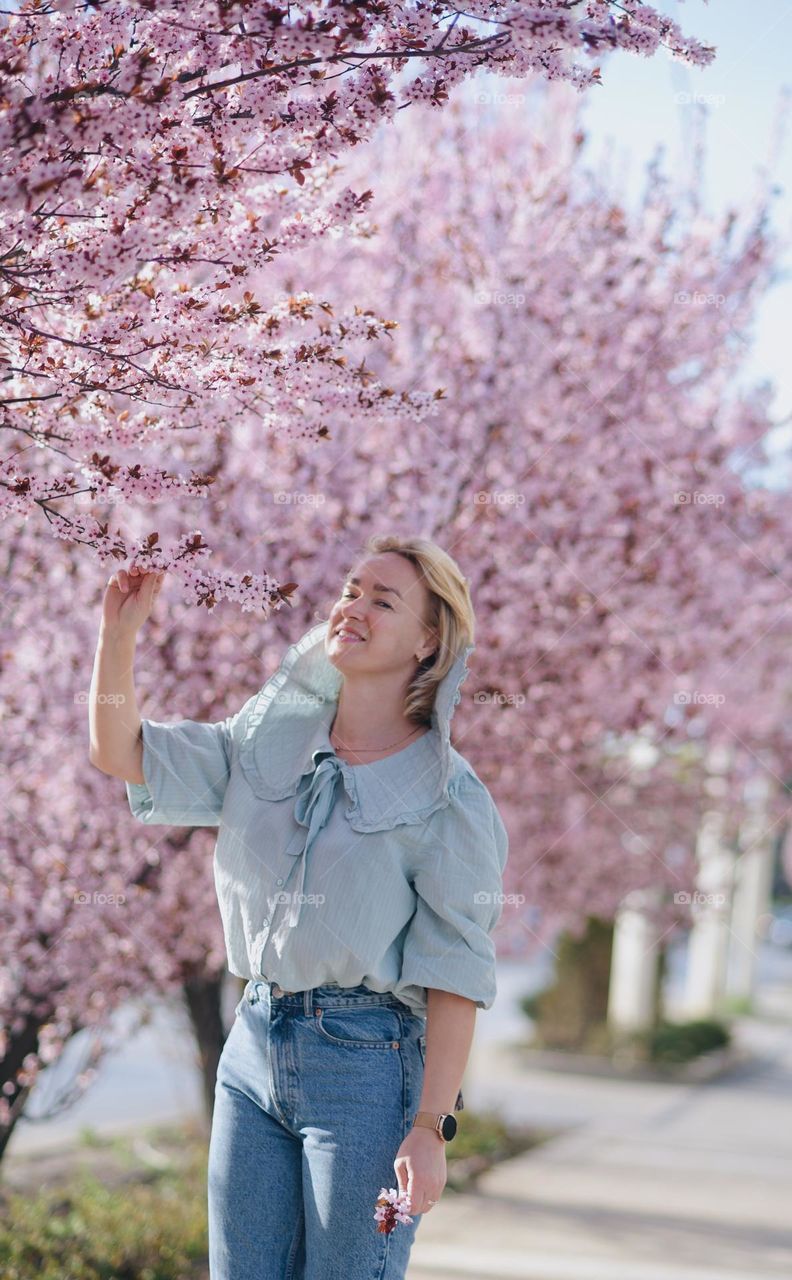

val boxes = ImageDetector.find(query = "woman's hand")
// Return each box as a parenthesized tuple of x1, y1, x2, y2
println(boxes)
(394, 1127, 447, 1215)
(102, 566, 165, 640)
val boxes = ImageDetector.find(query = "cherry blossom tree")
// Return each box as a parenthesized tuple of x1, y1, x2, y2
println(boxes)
(20, 22, 792, 1153)
(1, 1, 715, 608)
(259, 83, 792, 950)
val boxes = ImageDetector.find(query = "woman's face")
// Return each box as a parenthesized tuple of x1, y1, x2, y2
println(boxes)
(326, 552, 437, 676)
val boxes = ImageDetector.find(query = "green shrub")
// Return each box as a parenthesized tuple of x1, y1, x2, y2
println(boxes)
(518, 991, 544, 1020)
(645, 1018, 731, 1063)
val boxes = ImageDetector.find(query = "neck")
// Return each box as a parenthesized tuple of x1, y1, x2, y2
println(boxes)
(331, 674, 425, 750)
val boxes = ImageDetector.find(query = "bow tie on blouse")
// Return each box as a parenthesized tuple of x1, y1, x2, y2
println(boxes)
(282, 751, 343, 929)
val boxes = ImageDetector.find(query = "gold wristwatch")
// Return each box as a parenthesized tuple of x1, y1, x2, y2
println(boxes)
(412, 1110, 458, 1142)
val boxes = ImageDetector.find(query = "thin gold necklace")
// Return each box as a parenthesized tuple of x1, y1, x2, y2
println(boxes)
(330, 723, 425, 752)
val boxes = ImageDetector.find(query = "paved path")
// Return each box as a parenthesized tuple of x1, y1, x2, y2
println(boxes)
(408, 974, 792, 1280)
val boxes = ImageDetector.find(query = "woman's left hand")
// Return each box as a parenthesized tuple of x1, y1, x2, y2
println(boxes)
(394, 1127, 447, 1214)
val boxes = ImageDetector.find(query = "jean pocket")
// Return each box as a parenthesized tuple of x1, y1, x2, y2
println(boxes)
(314, 1005, 403, 1049)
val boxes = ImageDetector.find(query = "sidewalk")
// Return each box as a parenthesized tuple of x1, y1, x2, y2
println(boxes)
(408, 985, 792, 1280)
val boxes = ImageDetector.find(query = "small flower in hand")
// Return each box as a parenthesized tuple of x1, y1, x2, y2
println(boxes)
(374, 1186, 414, 1234)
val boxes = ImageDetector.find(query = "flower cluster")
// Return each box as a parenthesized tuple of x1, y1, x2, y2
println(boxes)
(374, 1187, 414, 1234)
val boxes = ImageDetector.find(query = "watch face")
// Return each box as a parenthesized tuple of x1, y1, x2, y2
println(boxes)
(440, 1114, 457, 1141)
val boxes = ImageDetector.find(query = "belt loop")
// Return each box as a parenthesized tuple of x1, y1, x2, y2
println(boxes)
(304, 987, 313, 1016)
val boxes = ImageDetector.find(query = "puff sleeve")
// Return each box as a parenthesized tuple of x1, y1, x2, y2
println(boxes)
(125, 693, 258, 827)
(396, 771, 509, 1010)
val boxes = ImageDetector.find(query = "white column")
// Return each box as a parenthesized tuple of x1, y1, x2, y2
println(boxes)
(727, 774, 774, 1003)
(607, 888, 661, 1035)
(682, 807, 736, 1018)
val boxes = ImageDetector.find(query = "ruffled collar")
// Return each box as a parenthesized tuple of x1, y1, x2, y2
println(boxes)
(236, 619, 475, 833)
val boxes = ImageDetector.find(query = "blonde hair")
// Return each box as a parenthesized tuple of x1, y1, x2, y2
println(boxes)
(344, 534, 476, 725)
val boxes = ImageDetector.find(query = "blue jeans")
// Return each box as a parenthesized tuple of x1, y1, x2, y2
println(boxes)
(207, 980, 429, 1279)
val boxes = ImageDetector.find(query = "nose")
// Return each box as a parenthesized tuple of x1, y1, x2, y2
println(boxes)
(336, 601, 366, 630)
(340, 606, 364, 626)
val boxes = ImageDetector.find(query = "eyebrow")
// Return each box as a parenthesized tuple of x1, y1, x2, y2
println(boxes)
(345, 575, 403, 601)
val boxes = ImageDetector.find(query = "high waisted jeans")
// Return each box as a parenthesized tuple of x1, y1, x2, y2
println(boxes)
(207, 979, 429, 1280)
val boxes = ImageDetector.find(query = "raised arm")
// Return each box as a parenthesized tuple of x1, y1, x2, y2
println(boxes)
(89, 567, 165, 783)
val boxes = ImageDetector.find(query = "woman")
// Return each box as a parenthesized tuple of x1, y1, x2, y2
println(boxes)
(89, 533, 509, 1280)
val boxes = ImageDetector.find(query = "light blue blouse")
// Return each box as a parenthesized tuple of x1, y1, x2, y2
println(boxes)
(125, 620, 509, 1016)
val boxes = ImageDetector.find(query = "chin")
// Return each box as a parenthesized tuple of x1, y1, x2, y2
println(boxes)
(326, 639, 365, 670)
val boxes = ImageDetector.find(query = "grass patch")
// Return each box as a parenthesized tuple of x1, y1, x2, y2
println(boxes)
(0, 1124, 209, 1280)
(446, 1110, 550, 1192)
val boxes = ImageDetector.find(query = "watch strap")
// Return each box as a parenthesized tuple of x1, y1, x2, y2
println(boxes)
(413, 1110, 453, 1140)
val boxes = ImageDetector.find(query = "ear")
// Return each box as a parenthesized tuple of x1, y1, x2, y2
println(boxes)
(416, 630, 439, 664)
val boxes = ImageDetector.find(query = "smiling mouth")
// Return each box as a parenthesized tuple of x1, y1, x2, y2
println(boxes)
(334, 627, 366, 642)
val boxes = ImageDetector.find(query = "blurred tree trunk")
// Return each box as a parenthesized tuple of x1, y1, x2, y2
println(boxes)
(532, 916, 615, 1052)
(183, 973, 233, 1120)
(0, 1011, 45, 1164)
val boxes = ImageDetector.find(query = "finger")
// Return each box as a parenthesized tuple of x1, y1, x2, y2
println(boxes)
(394, 1160, 408, 1197)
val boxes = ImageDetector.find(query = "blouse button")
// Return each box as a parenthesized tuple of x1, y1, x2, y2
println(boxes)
(276, 878, 283, 885)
